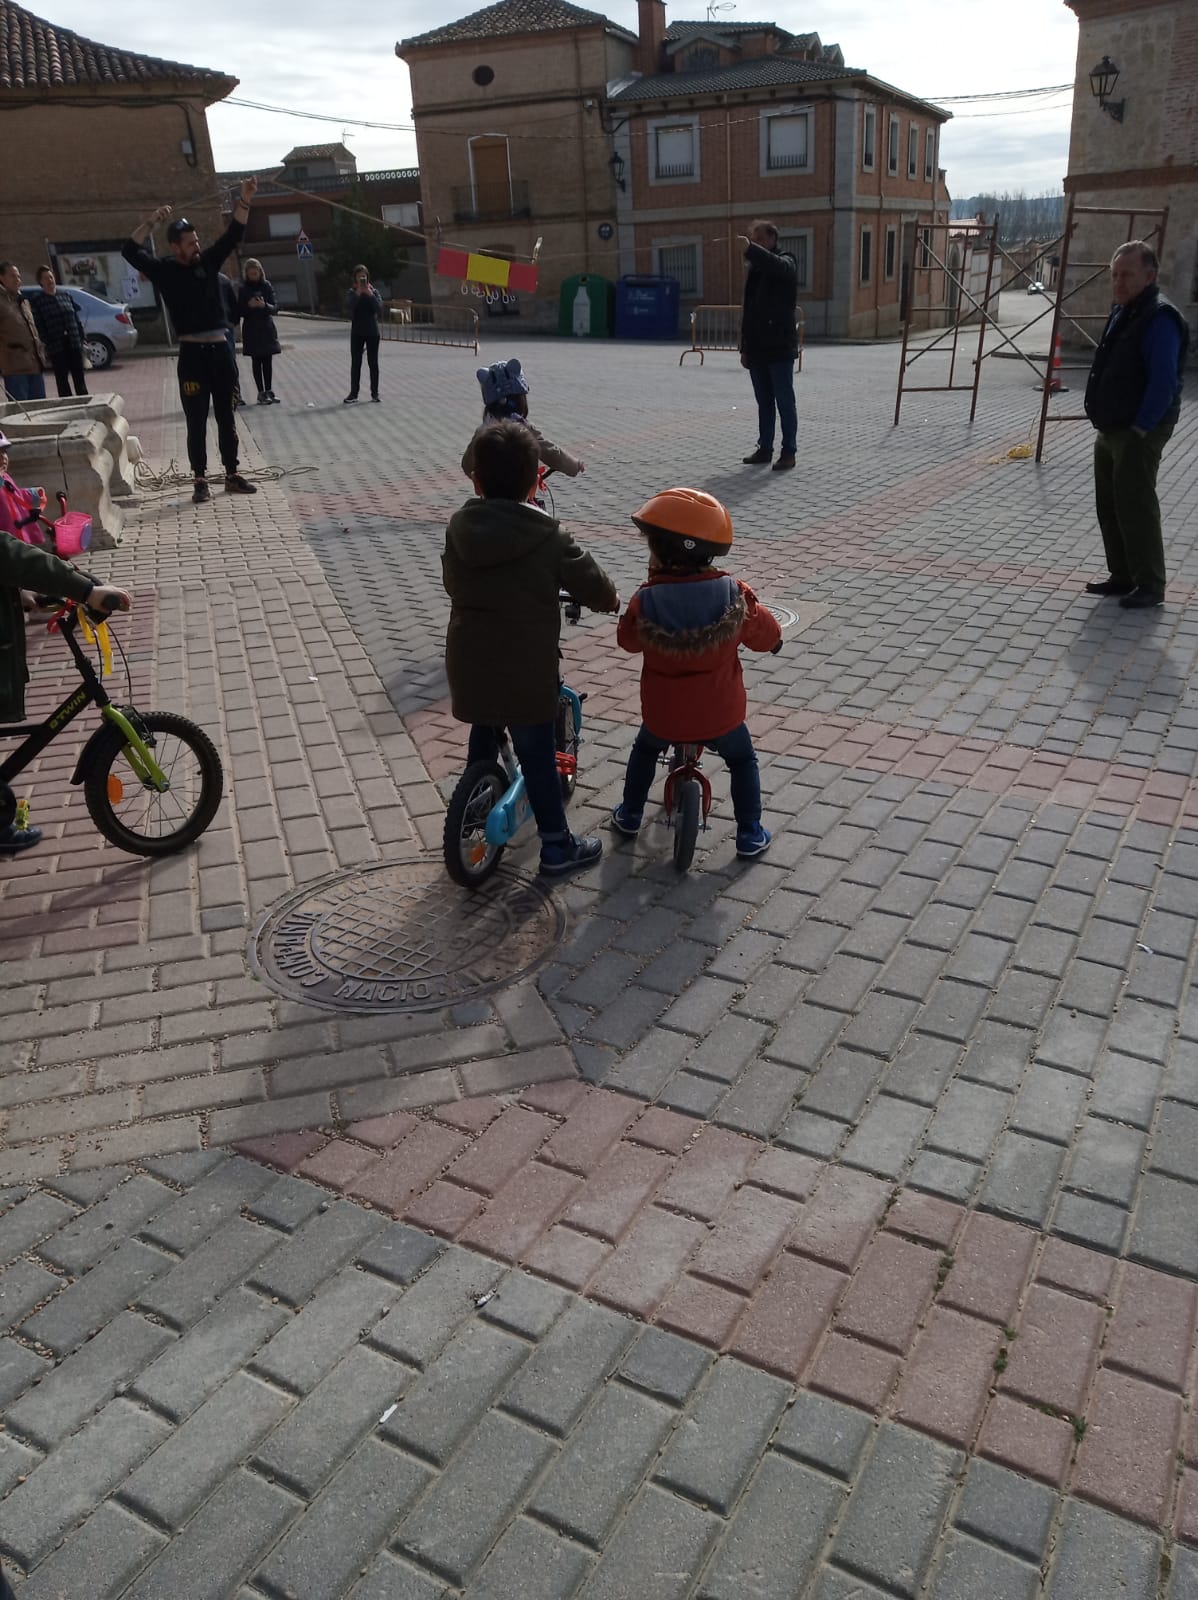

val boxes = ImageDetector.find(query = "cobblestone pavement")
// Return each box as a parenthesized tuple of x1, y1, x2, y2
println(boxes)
(1, 324, 1196, 1595)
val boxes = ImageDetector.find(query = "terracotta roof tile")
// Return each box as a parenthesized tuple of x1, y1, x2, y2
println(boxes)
(0, 0, 231, 90)
(400, 0, 635, 50)
(614, 54, 864, 100)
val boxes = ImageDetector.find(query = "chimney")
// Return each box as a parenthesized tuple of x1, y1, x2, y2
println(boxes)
(637, 0, 665, 76)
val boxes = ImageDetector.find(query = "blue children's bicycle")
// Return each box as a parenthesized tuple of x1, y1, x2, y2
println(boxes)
(443, 593, 584, 888)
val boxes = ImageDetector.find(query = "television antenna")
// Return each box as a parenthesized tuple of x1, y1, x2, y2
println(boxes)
(705, 0, 735, 17)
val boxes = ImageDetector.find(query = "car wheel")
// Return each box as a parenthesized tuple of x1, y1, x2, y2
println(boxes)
(84, 335, 114, 371)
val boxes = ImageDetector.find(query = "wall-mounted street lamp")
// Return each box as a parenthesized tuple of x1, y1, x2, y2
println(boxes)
(1088, 56, 1124, 123)
(609, 150, 627, 191)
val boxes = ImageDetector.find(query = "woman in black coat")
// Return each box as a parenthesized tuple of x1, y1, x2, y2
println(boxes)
(238, 260, 280, 404)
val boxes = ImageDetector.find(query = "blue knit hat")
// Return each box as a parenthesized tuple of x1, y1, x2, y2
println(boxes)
(476, 358, 529, 408)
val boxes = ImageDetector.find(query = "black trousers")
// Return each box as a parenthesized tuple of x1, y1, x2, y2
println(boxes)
(50, 347, 88, 397)
(349, 332, 380, 398)
(177, 342, 239, 480)
(251, 355, 274, 393)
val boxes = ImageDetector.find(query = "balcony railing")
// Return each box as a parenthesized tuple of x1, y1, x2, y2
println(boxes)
(451, 180, 532, 224)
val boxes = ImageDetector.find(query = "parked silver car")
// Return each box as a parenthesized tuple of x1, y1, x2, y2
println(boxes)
(21, 285, 138, 371)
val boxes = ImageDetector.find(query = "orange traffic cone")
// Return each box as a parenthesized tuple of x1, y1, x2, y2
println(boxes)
(1047, 334, 1065, 394)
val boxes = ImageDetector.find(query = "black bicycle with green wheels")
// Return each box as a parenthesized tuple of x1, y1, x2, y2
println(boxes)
(0, 593, 223, 855)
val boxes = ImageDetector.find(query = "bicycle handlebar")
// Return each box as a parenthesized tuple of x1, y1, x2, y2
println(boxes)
(558, 590, 582, 624)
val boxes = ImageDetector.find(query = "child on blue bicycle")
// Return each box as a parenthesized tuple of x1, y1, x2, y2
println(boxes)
(461, 357, 585, 483)
(612, 487, 781, 859)
(444, 418, 618, 878)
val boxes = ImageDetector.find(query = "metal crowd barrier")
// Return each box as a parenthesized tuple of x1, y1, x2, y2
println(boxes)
(381, 303, 480, 354)
(680, 304, 804, 370)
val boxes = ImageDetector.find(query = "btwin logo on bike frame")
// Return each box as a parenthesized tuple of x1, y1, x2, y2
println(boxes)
(49, 688, 91, 732)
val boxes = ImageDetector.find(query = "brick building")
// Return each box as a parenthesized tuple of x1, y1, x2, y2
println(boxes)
(397, 0, 951, 336)
(0, 0, 234, 339)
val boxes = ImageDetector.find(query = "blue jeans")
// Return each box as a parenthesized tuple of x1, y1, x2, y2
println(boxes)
(468, 721, 568, 840)
(621, 722, 761, 829)
(749, 360, 797, 455)
(3, 372, 46, 403)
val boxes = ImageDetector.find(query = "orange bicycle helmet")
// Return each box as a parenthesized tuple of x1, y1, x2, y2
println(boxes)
(631, 487, 734, 564)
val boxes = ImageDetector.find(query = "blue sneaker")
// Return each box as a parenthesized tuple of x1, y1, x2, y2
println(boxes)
(610, 805, 642, 837)
(735, 824, 771, 859)
(539, 834, 603, 878)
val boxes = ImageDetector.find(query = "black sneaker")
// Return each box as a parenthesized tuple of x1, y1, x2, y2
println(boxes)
(224, 473, 258, 496)
(1119, 588, 1164, 610)
(343, 394, 359, 405)
(539, 834, 603, 878)
(1084, 577, 1133, 596)
(370, 394, 381, 403)
(192, 479, 210, 504)
(267, 391, 278, 404)
(743, 448, 772, 464)
(772, 453, 796, 472)
(256, 392, 270, 405)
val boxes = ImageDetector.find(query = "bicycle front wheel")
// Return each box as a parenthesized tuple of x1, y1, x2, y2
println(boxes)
(444, 760, 507, 888)
(672, 776, 702, 874)
(84, 711, 223, 856)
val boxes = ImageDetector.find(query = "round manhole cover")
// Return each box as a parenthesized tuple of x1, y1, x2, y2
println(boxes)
(772, 604, 801, 629)
(250, 861, 565, 1014)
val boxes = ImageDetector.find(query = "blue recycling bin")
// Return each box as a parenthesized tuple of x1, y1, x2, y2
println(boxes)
(615, 275, 680, 339)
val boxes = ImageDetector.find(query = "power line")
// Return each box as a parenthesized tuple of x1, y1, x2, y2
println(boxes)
(926, 82, 1073, 102)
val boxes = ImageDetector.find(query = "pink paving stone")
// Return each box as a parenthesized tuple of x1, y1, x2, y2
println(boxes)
(729, 1255, 847, 1383)
(836, 1233, 943, 1353)
(691, 1185, 801, 1295)
(343, 1111, 420, 1150)
(746, 1145, 822, 1201)
(1178, 1470, 1198, 1547)
(624, 1104, 699, 1156)
(431, 1096, 505, 1134)
(296, 1138, 379, 1191)
(588, 1206, 708, 1318)
(447, 1105, 557, 1196)
(884, 1189, 965, 1251)
(1103, 1263, 1198, 1391)
(654, 1275, 748, 1351)
(1035, 1236, 1117, 1304)
(518, 1078, 592, 1116)
(786, 1167, 892, 1273)
(1002, 1284, 1105, 1415)
(809, 1334, 899, 1414)
(402, 1180, 484, 1239)
(539, 1089, 641, 1176)
(1072, 1370, 1183, 1528)
(562, 1142, 672, 1243)
(235, 1131, 328, 1172)
(525, 1224, 612, 1291)
(939, 1212, 1038, 1326)
(459, 1162, 580, 1263)
(346, 1122, 469, 1215)
(978, 1395, 1076, 1487)
(892, 1307, 1005, 1447)
(656, 1126, 757, 1223)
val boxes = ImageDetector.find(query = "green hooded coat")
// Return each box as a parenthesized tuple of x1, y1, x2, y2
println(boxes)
(1, 534, 94, 722)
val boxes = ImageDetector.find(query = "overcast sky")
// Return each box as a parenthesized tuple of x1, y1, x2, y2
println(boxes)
(46, 0, 1080, 198)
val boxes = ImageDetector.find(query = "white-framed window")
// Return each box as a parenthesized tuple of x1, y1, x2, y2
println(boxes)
(760, 109, 812, 174)
(862, 105, 876, 171)
(650, 118, 699, 183)
(887, 114, 900, 175)
(884, 225, 897, 281)
(381, 202, 421, 228)
(925, 127, 937, 182)
(654, 238, 702, 296)
(860, 226, 873, 285)
(908, 123, 919, 179)
(775, 229, 813, 292)
(268, 211, 303, 240)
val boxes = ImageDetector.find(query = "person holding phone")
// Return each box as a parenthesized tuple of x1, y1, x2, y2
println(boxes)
(343, 264, 383, 404)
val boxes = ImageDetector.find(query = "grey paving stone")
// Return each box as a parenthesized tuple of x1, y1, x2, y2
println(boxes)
(1066, 1117, 1146, 1207)
(248, 1200, 383, 1306)
(0, 1258, 64, 1335)
(575, 1482, 719, 1600)
(619, 1326, 714, 1406)
(777, 1109, 847, 1159)
(1045, 1499, 1161, 1600)
(607, 1029, 695, 1099)
(479, 1268, 569, 1340)
(256, 1342, 411, 1497)
(120, 1371, 294, 1531)
(924, 1081, 1011, 1163)
(347, 1554, 450, 1599)
(37, 1175, 173, 1274)
(1129, 1172, 1198, 1275)
(383, 1319, 531, 1466)
(698, 1452, 843, 1600)
(0, 1335, 50, 1407)
(1168, 1544, 1198, 1600)
(656, 1357, 790, 1514)
(502, 1299, 636, 1436)
(715, 1060, 804, 1139)
(980, 1132, 1066, 1227)
(1150, 1099, 1198, 1183)
(253, 1263, 399, 1394)
(0, 1396, 170, 1568)
(245, 1172, 330, 1232)
(882, 1034, 961, 1107)
(138, 1158, 275, 1253)
(5, 1309, 174, 1448)
(470, 1516, 593, 1600)
(136, 1217, 281, 1329)
(929, 1531, 1041, 1599)
(1090, 1054, 1162, 1130)
(773, 1390, 875, 1481)
(661, 1072, 727, 1120)
(1053, 1192, 1129, 1255)
(802, 1049, 884, 1124)
(396, 1411, 556, 1584)
(355, 1221, 443, 1285)
(42, 1166, 125, 1207)
(0, 1190, 76, 1266)
(909, 1150, 983, 1205)
(123, 1468, 299, 1600)
(133, 1286, 290, 1420)
(257, 1437, 431, 1600)
(368, 1246, 503, 1370)
(14, 1500, 165, 1600)
(531, 1382, 677, 1546)
(954, 1458, 1057, 1564)
(808, 1568, 893, 1600)
(21, 1239, 172, 1355)
(137, 1150, 226, 1186)
(841, 1096, 931, 1179)
(830, 1423, 963, 1597)
(1011, 1065, 1088, 1145)
(0, 1430, 41, 1497)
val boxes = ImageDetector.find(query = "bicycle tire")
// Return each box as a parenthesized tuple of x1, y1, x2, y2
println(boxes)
(673, 776, 702, 874)
(555, 693, 579, 806)
(444, 760, 508, 888)
(83, 711, 223, 856)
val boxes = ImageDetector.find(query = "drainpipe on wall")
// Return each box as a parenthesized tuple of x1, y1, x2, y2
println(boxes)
(574, 36, 592, 275)
(725, 103, 734, 304)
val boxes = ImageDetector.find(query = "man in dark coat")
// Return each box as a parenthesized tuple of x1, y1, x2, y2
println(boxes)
(738, 221, 799, 472)
(1083, 240, 1189, 610)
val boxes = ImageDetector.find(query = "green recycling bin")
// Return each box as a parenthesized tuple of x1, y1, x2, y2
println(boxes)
(558, 274, 615, 337)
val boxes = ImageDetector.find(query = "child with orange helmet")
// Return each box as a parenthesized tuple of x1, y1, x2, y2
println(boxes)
(613, 487, 781, 858)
